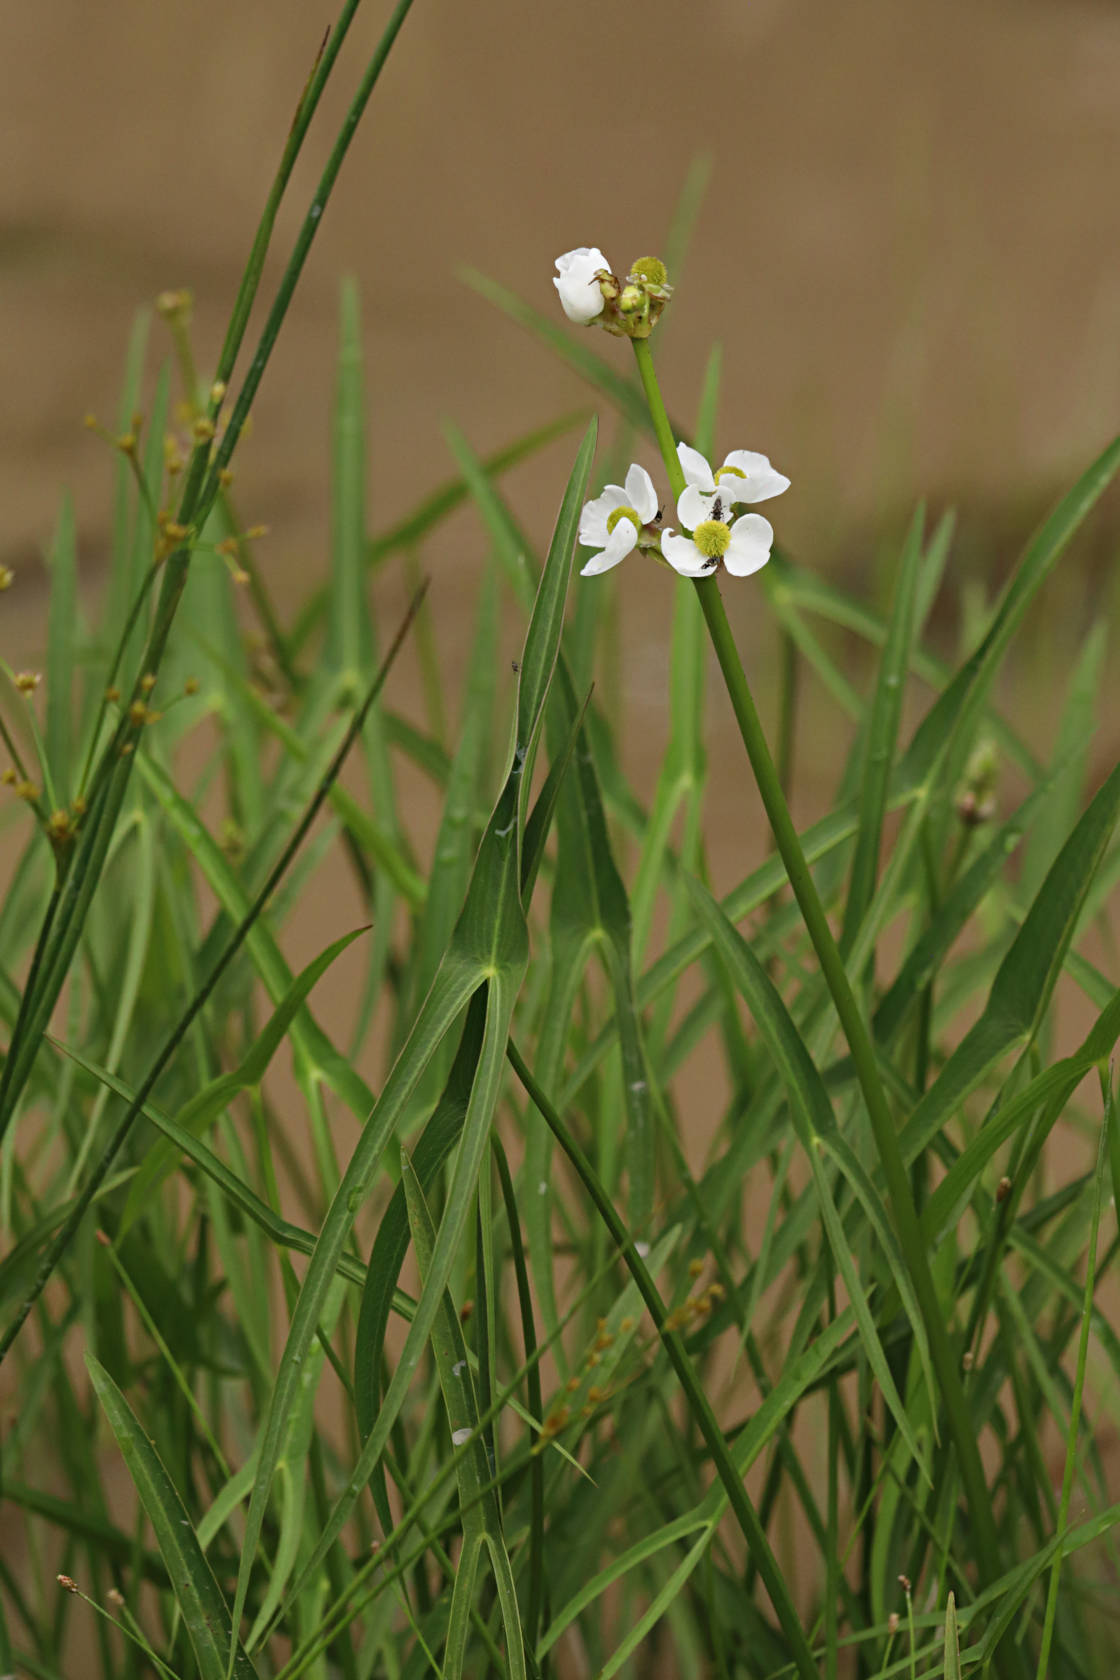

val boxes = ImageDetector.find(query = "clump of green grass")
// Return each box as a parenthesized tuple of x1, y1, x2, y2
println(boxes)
(2, 8, 1120, 1680)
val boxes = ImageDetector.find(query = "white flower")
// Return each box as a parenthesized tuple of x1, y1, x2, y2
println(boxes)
(553, 247, 612, 325)
(677, 442, 789, 521)
(578, 463, 659, 576)
(661, 484, 775, 580)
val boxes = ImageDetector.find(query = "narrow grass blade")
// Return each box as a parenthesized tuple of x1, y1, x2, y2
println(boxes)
(119, 926, 367, 1232)
(85, 1354, 260, 1680)
(922, 987, 1120, 1245)
(460, 268, 651, 435)
(44, 1040, 370, 1289)
(1019, 620, 1107, 906)
(903, 434, 1120, 822)
(0, 593, 424, 1365)
(354, 990, 487, 1442)
(229, 426, 594, 1657)
(135, 752, 376, 1122)
(44, 492, 78, 806)
(873, 782, 1051, 1047)
(684, 878, 932, 1477)
(840, 504, 923, 952)
(506, 1041, 820, 1680)
(289, 411, 584, 652)
(1033, 1087, 1110, 1680)
(943, 1592, 961, 1680)
(442, 422, 536, 607)
(400, 1153, 526, 1680)
(412, 562, 499, 1007)
(900, 759, 1120, 1166)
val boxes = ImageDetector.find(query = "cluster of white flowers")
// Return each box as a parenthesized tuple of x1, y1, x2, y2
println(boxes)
(578, 442, 789, 580)
(555, 248, 789, 581)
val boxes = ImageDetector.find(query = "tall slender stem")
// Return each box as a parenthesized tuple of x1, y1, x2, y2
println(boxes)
(630, 335, 1005, 1589)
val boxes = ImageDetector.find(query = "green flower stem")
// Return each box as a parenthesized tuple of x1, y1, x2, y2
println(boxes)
(632, 338, 688, 501)
(630, 336, 1005, 1592)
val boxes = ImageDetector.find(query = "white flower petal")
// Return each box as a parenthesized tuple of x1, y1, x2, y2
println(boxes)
(677, 484, 717, 531)
(624, 462, 659, 522)
(676, 442, 716, 492)
(661, 529, 713, 577)
(721, 450, 790, 504)
(578, 484, 628, 545)
(580, 517, 638, 576)
(722, 513, 774, 577)
(553, 247, 610, 324)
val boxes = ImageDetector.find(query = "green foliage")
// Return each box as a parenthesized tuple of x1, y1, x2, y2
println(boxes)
(2, 22, 1120, 1680)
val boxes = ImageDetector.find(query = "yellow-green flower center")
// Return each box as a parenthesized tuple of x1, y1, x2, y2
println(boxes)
(714, 465, 746, 484)
(606, 506, 641, 537)
(693, 519, 731, 560)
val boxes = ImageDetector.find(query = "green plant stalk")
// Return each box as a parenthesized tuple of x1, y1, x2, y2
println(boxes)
(0, 589, 424, 1366)
(0, 0, 418, 1140)
(506, 1039, 819, 1680)
(631, 336, 1005, 1586)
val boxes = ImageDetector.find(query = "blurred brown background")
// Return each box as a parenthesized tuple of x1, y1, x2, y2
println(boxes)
(1, 0, 1119, 852)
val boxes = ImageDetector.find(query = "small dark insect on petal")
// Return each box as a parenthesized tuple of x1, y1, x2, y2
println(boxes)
(711, 496, 725, 522)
